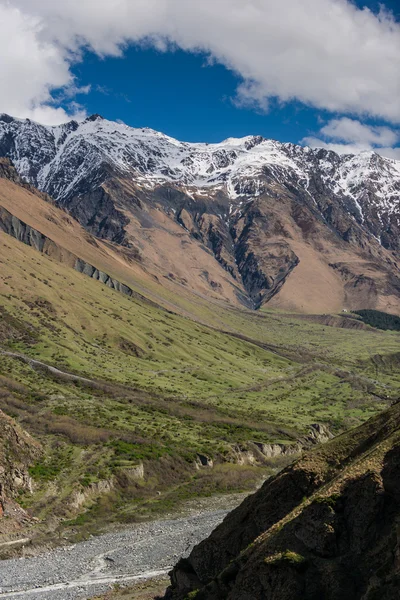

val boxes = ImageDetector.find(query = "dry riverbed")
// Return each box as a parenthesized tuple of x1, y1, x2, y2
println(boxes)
(0, 494, 247, 599)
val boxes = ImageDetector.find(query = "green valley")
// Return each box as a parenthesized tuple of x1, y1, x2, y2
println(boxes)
(0, 226, 399, 543)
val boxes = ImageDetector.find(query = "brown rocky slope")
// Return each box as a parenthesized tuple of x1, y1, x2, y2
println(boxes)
(1, 115, 400, 314)
(166, 399, 400, 600)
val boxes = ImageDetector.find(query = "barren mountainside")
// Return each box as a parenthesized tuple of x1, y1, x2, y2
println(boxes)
(1, 113, 399, 313)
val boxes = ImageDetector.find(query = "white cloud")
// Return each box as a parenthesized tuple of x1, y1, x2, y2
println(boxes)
(1, 0, 400, 125)
(320, 118, 399, 147)
(0, 4, 87, 124)
(379, 147, 400, 160)
(303, 118, 400, 159)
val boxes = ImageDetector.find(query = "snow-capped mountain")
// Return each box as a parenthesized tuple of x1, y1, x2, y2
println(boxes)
(1, 113, 399, 217)
(0, 113, 399, 312)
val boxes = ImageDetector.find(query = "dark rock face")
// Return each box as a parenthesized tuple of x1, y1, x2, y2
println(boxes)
(166, 402, 400, 600)
(67, 185, 129, 244)
(0, 206, 48, 252)
(74, 258, 134, 296)
(231, 198, 300, 307)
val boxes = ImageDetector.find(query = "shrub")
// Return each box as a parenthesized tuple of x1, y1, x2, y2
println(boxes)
(265, 550, 307, 569)
(29, 460, 61, 482)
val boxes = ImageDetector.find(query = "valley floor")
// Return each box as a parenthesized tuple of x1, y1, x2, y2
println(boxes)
(0, 503, 235, 599)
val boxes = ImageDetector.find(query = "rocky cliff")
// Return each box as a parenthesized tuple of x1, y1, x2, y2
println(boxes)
(166, 400, 400, 600)
(0, 409, 42, 532)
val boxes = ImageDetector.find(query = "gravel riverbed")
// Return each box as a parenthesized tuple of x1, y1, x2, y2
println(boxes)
(0, 509, 229, 599)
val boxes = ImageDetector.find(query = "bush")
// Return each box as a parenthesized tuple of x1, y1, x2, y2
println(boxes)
(109, 439, 167, 462)
(265, 550, 307, 569)
(29, 460, 61, 481)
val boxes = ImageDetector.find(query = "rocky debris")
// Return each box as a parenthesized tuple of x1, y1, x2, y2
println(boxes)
(0, 508, 231, 600)
(165, 401, 400, 600)
(0, 409, 42, 531)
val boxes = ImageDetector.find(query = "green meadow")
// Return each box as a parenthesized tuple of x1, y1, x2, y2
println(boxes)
(0, 234, 399, 534)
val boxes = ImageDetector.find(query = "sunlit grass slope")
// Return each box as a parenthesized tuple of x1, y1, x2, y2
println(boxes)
(0, 229, 399, 534)
(2, 232, 399, 432)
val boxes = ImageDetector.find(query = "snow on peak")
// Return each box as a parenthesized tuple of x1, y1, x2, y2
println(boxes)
(0, 115, 399, 218)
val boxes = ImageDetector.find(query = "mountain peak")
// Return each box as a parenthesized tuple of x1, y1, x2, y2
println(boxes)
(85, 113, 105, 122)
(0, 113, 15, 124)
(0, 112, 399, 314)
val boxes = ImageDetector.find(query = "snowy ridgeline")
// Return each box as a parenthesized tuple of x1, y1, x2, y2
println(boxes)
(0, 113, 399, 221)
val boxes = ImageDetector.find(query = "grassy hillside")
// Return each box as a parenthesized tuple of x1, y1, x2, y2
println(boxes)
(0, 173, 399, 543)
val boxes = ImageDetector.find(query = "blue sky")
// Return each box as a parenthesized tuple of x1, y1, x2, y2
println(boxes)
(70, 47, 324, 144)
(66, 0, 400, 145)
(2, 1, 400, 156)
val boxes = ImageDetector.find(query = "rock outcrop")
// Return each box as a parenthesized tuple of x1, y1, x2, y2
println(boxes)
(166, 401, 400, 600)
(253, 423, 333, 459)
(0, 410, 42, 531)
(0, 190, 137, 301)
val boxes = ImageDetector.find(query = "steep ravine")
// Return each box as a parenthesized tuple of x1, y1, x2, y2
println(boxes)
(168, 189, 302, 308)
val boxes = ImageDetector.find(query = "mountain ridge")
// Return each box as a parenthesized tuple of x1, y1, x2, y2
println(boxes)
(0, 147, 399, 553)
(2, 112, 399, 213)
(1, 113, 399, 314)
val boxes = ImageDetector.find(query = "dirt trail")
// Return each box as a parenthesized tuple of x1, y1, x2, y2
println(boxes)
(0, 351, 95, 385)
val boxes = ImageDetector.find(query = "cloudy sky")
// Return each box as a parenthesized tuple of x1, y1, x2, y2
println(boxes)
(1, 0, 399, 156)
